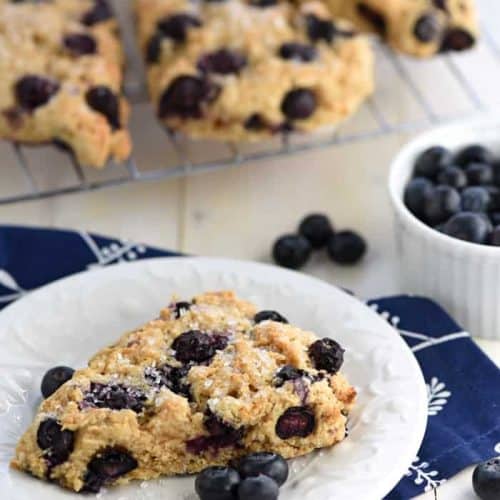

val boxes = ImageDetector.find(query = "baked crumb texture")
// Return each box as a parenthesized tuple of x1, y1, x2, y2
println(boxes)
(316, 0, 478, 57)
(136, 0, 374, 141)
(0, 0, 131, 168)
(12, 291, 356, 493)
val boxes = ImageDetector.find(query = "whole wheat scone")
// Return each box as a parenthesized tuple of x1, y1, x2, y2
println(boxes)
(0, 2, 131, 168)
(12, 291, 356, 493)
(315, 0, 478, 57)
(136, 0, 374, 141)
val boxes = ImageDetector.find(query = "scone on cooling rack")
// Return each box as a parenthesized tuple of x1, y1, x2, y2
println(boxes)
(0, 1, 131, 168)
(136, 0, 374, 141)
(12, 291, 356, 493)
(314, 0, 479, 57)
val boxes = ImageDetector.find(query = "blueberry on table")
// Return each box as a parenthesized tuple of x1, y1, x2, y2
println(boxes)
(298, 213, 334, 249)
(272, 234, 312, 269)
(472, 457, 500, 500)
(423, 185, 460, 225)
(195, 466, 240, 500)
(404, 177, 434, 219)
(465, 162, 494, 186)
(413, 146, 452, 180)
(238, 475, 280, 500)
(237, 452, 289, 486)
(442, 212, 492, 244)
(326, 230, 366, 265)
(41, 366, 75, 398)
(490, 212, 500, 227)
(436, 165, 467, 189)
(455, 144, 493, 167)
(254, 310, 288, 324)
(461, 187, 491, 213)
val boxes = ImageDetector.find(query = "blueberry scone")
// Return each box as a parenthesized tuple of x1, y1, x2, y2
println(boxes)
(317, 0, 479, 57)
(136, 0, 374, 141)
(0, 1, 131, 168)
(12, 291, 355, 493)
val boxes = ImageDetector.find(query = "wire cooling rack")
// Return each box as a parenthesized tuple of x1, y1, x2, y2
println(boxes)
(1, 0, 500, 205)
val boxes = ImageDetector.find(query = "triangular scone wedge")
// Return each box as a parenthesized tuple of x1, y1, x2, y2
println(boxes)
(12, 291, 356, 493)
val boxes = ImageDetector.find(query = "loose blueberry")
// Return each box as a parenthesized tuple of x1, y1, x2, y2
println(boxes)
(326, 230, 367, 265)
(157, 14, 201, 42)
(144, 364, 191, 399)
(37, 419, 74, 467)
(440, 28, 475, 52)
(83, 448, 138, 493)
(41, 366, 75, 399)
(272, 234, 312, 269)
(85, 86, 120, 130)
(298, 213, 334, 249)
(472, 457, 500, 500)
(63, 33, 97, 56)
(172, 330, 228, 364)
(273, 365, 307, 387)
(404, 177, 434, 219)
(490, 227, 500, 246)
(254, 310, 288, 324)
(490, 212, 500, 227)
(486, 186, 500, 211)
(281, 88, 316, 120)
(195, 467, 240, 500)
(305, 14, 335, 43)
(279, 42, 317, 62)
(423, 185, 461, 225)
(238, 475, 280, 500)
(436, 165, 467, 189)
(275, 406, 315, 439)
(356, 3, 386, 35)
(414, 13, 441, 42)
(461, 187, 491, 213)
(465, 162, 494, 186)
(80, 382, 147, 413)
(237, 452, 288, 486)
(443, 212, 492, 244)
(158, 76, 219, 119)
(15, 75, 60, 111)
(414, 146, 452, 180)
(172, 301, 192, 318)
(197, 49, 247, 75)
(81, 0, 113, 26)
(455, 144, 493, 167)
(308, 338, 344, 373)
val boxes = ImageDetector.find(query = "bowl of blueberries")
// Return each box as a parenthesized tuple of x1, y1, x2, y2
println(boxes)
(389, 114, 500, 340)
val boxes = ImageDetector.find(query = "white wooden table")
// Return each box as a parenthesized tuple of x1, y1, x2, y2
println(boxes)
(1, 0, 499, 498)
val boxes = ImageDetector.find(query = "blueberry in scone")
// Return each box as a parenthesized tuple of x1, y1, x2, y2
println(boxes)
(307, 0, 479, 57)
(136, 0, 374, 141)
(0, 1, 131, 167)
(12, 291, 355, 493)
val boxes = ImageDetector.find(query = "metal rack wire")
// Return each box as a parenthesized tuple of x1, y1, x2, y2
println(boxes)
(2, 16, 500, 205)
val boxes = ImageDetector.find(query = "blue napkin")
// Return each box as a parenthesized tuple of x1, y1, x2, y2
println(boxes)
(1, 225, 499, 500)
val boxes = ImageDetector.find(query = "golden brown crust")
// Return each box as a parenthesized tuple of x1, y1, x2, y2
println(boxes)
(13, 290, 356, 493)
(0, 2, 131, 168)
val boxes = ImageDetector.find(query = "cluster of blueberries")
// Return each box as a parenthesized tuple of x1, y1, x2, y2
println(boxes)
(195, 452, 288, 500)
(272, 213, 367, 270)
(404, 144, 500, 245)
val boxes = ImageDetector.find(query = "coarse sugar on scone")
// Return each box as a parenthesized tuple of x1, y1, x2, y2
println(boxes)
(0, 1, 131, 168)
(136, 0, 374, 141)
(12, 291, 356, 493)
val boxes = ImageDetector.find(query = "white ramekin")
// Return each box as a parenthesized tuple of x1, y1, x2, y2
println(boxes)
(389, 114, 500, 340)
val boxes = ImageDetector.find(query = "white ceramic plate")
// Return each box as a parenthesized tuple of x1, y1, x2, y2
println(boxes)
(0, 258, 427, 500)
